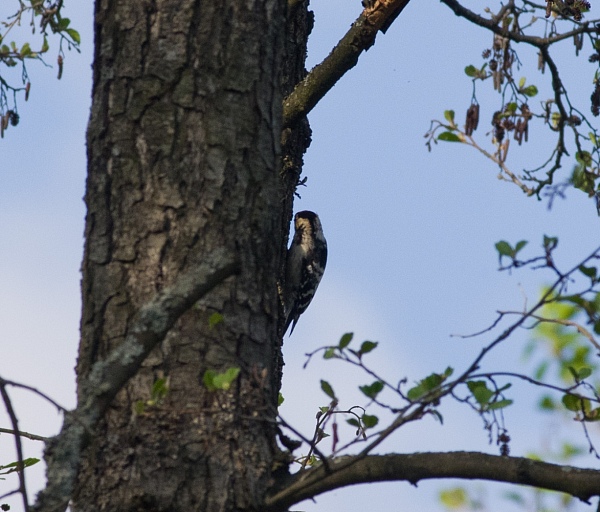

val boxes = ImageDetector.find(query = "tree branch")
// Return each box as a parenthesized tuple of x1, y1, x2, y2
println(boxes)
(283, 0, 411, 128)
(440, 0, 596, 47)
(0, 427, 48, 442)
(266, 452, 600, 511)
(33, 248, 240, 512)
(0, 381, 29, 511)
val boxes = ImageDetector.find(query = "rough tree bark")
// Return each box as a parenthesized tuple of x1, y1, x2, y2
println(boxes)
(74, 0, 300, 509)
(32, 0, 600, 510)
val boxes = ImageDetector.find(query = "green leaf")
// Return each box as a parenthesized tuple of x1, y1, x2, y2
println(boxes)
(464, 65, 478, 77)
(518, 76, 526, 88)
(534, 360, 549, 380)
(576, 150, 593, 167)
(579, 265, 597, 280)
(562, 393, 583, 412)
(422, 372, 443, 390)
(495, 240, 513, 256)
(467, 380, 494, 405)
(347, 418, 360, 428)
(320, 379, 336, 399)
(359, 340, 378, 355)
(66, 28, 81, 44)
(134, 400, 146, 415)
(0, 457, 40, 474)
(407, 383, 426, 401)
(278, 392, 285, 406)
(41, 36, 49, 53)
(430, 409, 444, 424)
(543, 235, 558, 251)
(407, 369, 450, 401)
(578, 367, 593, 379)
(323, 347, 337, 359)
(359, 381, 384, 399)
(589, 132, 598, 147)
(437, 131, 462, 142)
(203, 367, 240, 391)
(151, 377, 168, 401)
(440, 487, 468, 509)
(587, 407, 600, 421)
(568, 366, 579, 381)
(495, 240, 514, 260)
(506, 102, 518, 114)
(569, 366, 593, 380)
(561, 443, 585, 458)
(551, 111, 561, 128)
(58, 17, 71, 30)
(522, 85, 538, 97)
(208, 312, 224, 328)
(361, 414, 379, 428)
(488, 399, 513, 410)
(504, 491, 525, 504)
(20, 42, 31, 57)
(444, 110, 455, 123)
(515, 240, 528, 253)
(339, 332, 353, 348)
(538, 395, 555, 410)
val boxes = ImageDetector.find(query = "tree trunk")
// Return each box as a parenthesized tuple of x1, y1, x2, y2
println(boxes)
(74, 0, 298, 509)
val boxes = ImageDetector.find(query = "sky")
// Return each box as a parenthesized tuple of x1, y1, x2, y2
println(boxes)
(1, 0, 600, 511)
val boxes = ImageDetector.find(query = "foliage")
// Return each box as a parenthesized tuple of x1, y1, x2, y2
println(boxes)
(287, 236, 600, 510)
(0, 0, 80, 137)
(203, 367, 241, 391)
(427, 0, 600, 204)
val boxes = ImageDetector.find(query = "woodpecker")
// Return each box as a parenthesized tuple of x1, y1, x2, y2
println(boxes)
(283, 211, 328, 335)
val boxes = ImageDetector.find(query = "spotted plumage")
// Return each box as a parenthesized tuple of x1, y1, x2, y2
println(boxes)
(283, 211, 327, 335)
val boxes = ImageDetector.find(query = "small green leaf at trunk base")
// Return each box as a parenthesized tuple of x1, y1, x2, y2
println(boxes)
(208, 312, 224, 328)
(203, 367, 240, 391)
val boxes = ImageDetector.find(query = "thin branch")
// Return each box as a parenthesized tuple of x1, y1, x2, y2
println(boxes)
(0, 381, 29, 512)
(0, 427, 48, 442)
(463, 133, 536, 195)
(501, 310, 600, 351)
(32, 248, 240, 512)
(0, 378, 66, 413)
(266, 452, 600, 511)
(283, 0, 412, 128)
(440, 0, 597, 48)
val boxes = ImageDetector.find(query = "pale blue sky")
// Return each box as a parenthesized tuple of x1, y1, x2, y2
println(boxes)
(1, 1, 599, 511)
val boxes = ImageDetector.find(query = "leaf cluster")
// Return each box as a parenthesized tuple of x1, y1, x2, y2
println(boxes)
(0, 0, 81, 137)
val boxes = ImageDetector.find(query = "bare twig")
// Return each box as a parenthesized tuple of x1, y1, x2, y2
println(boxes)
(0, 381, 29, 511)
(0, 377, 66, 412)
(0, 427, 48, 442)
(501, 310, 600, 351)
